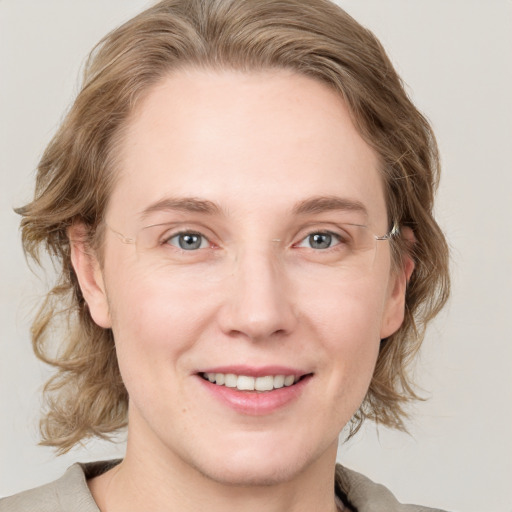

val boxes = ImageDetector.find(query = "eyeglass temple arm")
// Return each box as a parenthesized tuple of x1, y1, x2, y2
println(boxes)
(375, 221, 400, 241)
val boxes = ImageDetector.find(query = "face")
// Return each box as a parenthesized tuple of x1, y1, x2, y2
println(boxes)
(75, 69, 409, 486)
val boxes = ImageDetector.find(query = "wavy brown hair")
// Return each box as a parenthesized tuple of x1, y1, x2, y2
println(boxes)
(17, 0, 450, 453)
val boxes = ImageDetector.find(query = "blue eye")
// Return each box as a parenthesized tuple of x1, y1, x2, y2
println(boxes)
(167, 232, 208, 250)
(298, 232, 341, 250)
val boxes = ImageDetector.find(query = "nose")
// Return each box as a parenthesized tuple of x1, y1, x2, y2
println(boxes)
(217, 246, 298, 342)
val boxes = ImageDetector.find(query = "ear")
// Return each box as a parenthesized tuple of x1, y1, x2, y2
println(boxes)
(380, 227, 415, 339)
(68, 223, 112, 329)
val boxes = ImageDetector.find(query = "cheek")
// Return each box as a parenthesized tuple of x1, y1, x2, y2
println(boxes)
(306, 274, 389, 344)
(103, 262, 218, 388)
(304, 278, 386, 401)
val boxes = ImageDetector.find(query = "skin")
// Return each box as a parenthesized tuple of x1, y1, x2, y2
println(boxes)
(71, 69, 413, 512)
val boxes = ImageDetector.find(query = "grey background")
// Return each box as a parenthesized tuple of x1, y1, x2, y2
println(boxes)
(1, 1, 511, 510)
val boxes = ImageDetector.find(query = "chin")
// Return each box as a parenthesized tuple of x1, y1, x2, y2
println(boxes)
(192, 456, 307, 487)
(184, 435, 331, 488)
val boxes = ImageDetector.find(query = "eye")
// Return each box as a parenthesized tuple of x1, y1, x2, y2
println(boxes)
(166, 232, 209, 250)
(296, 232, 341, 250)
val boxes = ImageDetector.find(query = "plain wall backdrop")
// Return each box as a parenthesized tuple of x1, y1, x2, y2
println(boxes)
(1, 1, 511, 510)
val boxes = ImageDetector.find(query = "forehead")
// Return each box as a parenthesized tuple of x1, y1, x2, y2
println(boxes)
(109, 68, 386, 226)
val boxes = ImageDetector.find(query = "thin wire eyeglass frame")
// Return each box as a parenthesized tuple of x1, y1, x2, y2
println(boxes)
(105, 221, 400, 250)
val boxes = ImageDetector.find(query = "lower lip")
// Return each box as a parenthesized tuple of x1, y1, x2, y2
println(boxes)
(198, 375, 312, 415)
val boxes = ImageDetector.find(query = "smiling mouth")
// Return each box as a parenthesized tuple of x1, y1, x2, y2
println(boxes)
(200, 372, 309, 392)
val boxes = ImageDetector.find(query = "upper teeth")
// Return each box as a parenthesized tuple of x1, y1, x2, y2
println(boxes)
(203, 373, 296, 391)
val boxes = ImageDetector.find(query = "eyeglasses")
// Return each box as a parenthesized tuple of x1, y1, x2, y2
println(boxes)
(104, 219, 399, 282)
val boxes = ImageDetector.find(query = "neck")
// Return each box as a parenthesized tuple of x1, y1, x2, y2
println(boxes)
(89, 431, 341, 512)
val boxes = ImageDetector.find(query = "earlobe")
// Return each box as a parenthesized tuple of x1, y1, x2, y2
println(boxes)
(380, 227, 415, 339)
(68, 224, 112, 329)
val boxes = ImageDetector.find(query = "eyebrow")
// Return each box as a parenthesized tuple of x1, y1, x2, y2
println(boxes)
(139, 197, 223, 219)
(292, 195, 369, 218)
(138, 195, 368, 220)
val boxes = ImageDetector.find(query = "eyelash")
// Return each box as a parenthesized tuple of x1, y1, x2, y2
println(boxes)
(160, 229, 347, 252)
(162, 230, 213, 250)
(293, 231, 344, 250)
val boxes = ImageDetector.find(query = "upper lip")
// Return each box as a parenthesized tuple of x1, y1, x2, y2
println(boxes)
(196, 365, 310, 378)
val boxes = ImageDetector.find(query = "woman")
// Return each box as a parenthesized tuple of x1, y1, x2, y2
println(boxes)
(0, 0, 449, 510)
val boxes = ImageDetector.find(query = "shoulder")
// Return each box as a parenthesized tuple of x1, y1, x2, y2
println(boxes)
(0, 461, 119, 512)
(335, 464, 449, 512)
